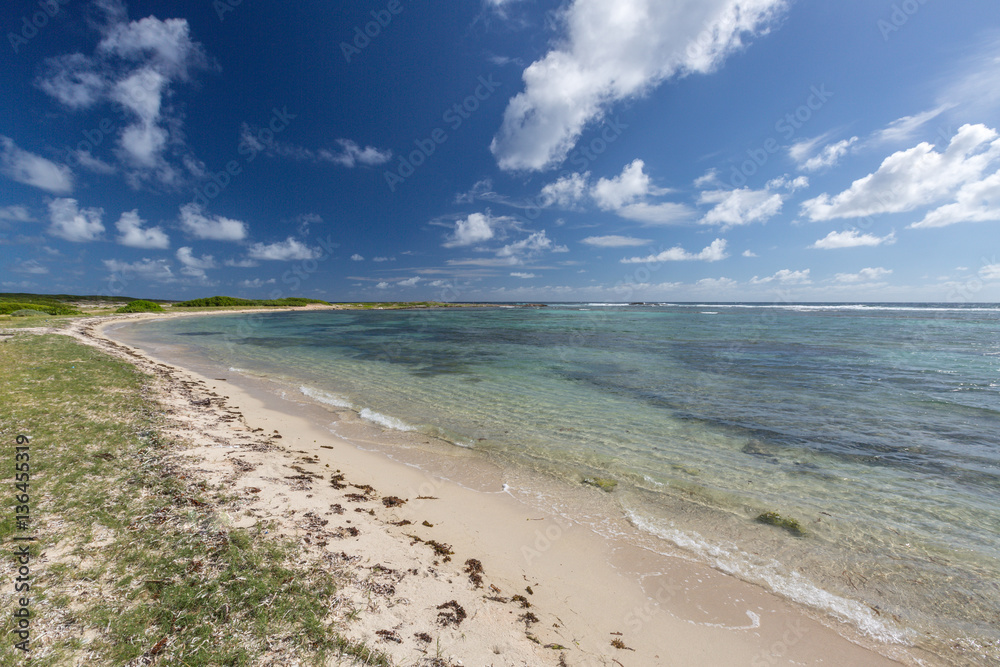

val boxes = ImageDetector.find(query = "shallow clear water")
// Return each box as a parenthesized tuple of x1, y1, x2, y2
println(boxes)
(119, 303, 1000, 664)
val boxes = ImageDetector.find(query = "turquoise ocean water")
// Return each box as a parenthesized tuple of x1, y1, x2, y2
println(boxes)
(117, 303, 1000, 664)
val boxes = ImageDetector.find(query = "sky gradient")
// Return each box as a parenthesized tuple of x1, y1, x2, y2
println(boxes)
(2, 0, 1000, 302)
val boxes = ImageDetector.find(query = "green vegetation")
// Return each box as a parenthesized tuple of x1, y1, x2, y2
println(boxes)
(115, 299, 165, 314)
(582, 477, 618, 492)
(0, 334, 389, 666)
(755, 511, 806, 537)
(0, 301, 77, 316)
(173, 295, 330, 308)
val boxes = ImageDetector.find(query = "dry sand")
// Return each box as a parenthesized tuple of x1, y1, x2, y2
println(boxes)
(44, 310, 922, 666)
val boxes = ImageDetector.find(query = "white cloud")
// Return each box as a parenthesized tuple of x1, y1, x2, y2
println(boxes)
(980, 264, 1000, 281)
(376, 281, 390, 289)
(0, 205, 34, 222)
(910, 170, 1000, 228)
(74, 150, 116, 174)
(810, 229, 896, 249)
(617, 202, 697, 225)
(398, 277, 421, 287)
(621, 238, 728, 263)
(103, 257, 175, 282)
(175, 246, 216, 279)
(801, 124, 1000, 221)
(497, 230, 563, 258)
(749, 268, 811, 285)
(372, 256, 395, 262)
(240, 278, 276, 288)
(695, 276, 737, 289)
(580, 235, 651, 247)
(115, 209, 169, 249)
(12, 260, 48, 275)
(247, 237, 320, 261)
(790, 137, 857, 172)
(351, 253, 365, 261)
(699, 187, 784, 227)
(540, 172, 589, 208)
(255, 132, 393, 168)
(444, 212, 500, 247)
(592, 159, 665, 210)
(873, 105, 953, 145)
(834, 267, 892, 283)
(48, 198, 104, 242)
(179, 203, 247, 241)
(0, 136, 73, 194)
(694, 169, 720, 188)
(225, 258, 259, 268)
(742, 249, 757, 257)
(510, 272, 537, 278)
(490, 0, 788, 171)
(36, 11, 209, 186)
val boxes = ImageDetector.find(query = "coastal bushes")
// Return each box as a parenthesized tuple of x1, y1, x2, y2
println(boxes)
(115, 299, 165, 313)
(0, 301, 77, 316)
(173, 296, 330, 308)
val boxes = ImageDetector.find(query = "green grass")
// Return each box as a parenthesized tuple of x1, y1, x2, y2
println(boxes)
(0, 302, 77, 316)
(0, 334, 391, 666)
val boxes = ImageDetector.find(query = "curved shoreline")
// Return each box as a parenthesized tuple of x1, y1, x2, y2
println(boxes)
(36, 311, 923, 665)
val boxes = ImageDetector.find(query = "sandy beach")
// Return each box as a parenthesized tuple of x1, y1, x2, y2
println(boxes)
(31, 309, 922, 666)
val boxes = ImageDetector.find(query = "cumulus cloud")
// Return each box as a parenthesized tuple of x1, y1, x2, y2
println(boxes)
(240, 278, 276, 288)
(592, 159, 666, 210)
(36, 8, 210, 186)
(497, 230, 565, 258)
(910, 170, 1000, 228)
(103, 257, 175, 282)
(351, 253, 365, 261)
(742, 249, 757, 257)
(698, 187, 784, 227)
(48, 198, 104, 242)
(789, 136, 858, 172)
(510, 272, 537, 278)
(247, 237, 320, 261)
(541, 160, 695, 224)
(580, 235, 651, 247)
(115, 209, 169, 248)
(810, 229, 896, 249)
(376, 281, 390, 289)
(0, 136, 73, 194)
(801, 124, 1000, 221)
(491, 0, 788, 171)
(980, 264, 1000, 281)
(444, 212, 502, 247)
(749, 268, 811, 285)
(834, 267, 892, 283)
(179, 203, 247, 241)
(540, 172, 589, 208)
(176, 246, 216, 278)
(398, 277, 421, 287)
(621, 238, 728, 263)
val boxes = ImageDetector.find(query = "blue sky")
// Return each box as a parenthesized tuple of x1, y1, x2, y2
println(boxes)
(2, 0, 1000, 302)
